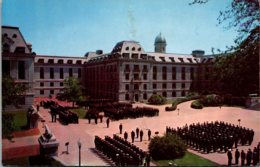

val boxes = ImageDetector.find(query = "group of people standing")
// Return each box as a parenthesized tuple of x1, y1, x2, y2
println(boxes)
(119, 123, 152, 143)
(227, 144, 260, 166)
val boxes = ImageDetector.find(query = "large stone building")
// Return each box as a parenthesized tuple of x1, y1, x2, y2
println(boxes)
(2, 26, 214, 110)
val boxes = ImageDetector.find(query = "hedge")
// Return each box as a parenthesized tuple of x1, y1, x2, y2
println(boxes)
(148, 94, 166, 105)
(191, 100, 203, 109)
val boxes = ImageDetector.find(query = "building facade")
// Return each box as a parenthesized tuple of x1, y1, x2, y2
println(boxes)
(2, 26, 214, 110)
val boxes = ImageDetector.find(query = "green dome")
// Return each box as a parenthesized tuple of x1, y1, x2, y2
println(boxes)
(154, 32, 166, 44)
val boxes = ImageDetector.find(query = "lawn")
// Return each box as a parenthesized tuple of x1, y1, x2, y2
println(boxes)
(70, 107, 87, 119)
(153, 151, 219, 166)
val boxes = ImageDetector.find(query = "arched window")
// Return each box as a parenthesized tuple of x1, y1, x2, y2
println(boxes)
(132, 47, 135, 51)
(138, 47, 141, 51)
(126, 47, 129, 51)
(12, 34, 17, 38)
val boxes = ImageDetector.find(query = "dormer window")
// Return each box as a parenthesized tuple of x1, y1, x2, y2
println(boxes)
(159, 57, 166, 62)
(178, 58, 184, 63)
(67, 60, 73, 64)
(76, 60, 82, 64)
(12, 34, 17, 38)
(126, 47, 129, 51)
(38, 59, 44, 63)
(187, 58, 193, 63)
(58, 59, 64, 64)
(48, 59, 54, 64)
(132, 47, 135, 51)
(169, 57, 175, 62)
(138, 47, 141, 51)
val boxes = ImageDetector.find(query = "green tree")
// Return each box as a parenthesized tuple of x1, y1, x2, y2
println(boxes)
(57, 76, 83, 107)
(148, 134, 187, 161)
(2, 75, 28, 111)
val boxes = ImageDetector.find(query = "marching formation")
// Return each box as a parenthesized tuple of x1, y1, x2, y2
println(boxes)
(166, 121, 255, 153)
(94, 135, 151, 166)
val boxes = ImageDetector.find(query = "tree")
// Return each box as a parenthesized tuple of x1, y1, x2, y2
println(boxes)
(2, 75, 28, 111)
(57, 76, 83, 107)
(148, 134, 187, 160)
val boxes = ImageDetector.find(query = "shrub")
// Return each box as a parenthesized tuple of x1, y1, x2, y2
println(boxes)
(165, 106, 176, 111)
(201, 94, 223, 106)
(191, 100, 203, 109)
(2, 113, 15, 139)
(148, 134, 187, 161)
(148, 94, 166, 105)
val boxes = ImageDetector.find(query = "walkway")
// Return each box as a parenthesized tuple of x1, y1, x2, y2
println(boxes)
(38, 100, 260, 166)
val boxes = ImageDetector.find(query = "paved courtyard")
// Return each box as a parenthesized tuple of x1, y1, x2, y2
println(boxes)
(38, 101, 260, 166)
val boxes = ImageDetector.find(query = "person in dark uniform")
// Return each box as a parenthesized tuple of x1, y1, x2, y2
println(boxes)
(124, 131, 128, 141)
(37, 104, 40, 111)
(146, 154, 151, 167)
(148, 129, 151, 141)
(235, 149, 240, 165)
(119, 123, 123, 134)
(131, 130, 135, 143)
(140, 130, 143, 142)
(95, 116, 98, 124)
(136, 128, 139, 138)
(100, 115, 103, 123)
(252, 148, 257, 166)
(88, 116, 91, 124)
(246, 148, 252, 166)
(241, 150, 246, 166)
(227, 149, 232, 166)
(106, 118, 110, 128)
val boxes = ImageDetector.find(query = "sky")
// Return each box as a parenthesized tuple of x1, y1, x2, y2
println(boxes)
(2, 0, 237, 56)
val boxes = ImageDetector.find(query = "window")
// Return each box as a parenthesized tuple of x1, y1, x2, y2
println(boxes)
(50, 68, 54, 79)
(172, 91, 176, 97)
(153, 66, 157, 80)
(50, 82, 54, 87)
(160, 57, 166, 62)
(162, 92, 167, 97)
(133, 65, 140, 72)
(18, 61, 25, 79)
(40, 90, 44, 95)
(153, 83, 157, 89)
(172, 83, 176, 89)
(60, 82, 63, 86)
(40, 67, 44, 79)
(143, 93, 147, 100)
(123, 53, 130, 59)
(181, 91, 185, 96)
(169, 57, 175, 62)
(187, 58, 193, 63)
(163, 83, 167, 89)
(40, 82, 44, 87)
(125, 94, 129, 100)
(141, 54, 147, 59)
(50, 90, 54, 95)
(3, 43, 10, 52)
(59, 68, 63, 79)
(125, 73, 129, 80)
(143, 84, 147, 90)
(78, 68, 81, 78)
(69, 68, 73, 77)
(138, 47, 141, 51)
(143, 74, 147, 80)
(134, 84, 139, 90)
(172, 67, 176, 80)
(162, 66, 167, 80)
(125, 84, 129, 90)
(181, 67, 185, 80)
(134, 74, 139, 80)
(67, 60, 73, 64)
(178, 58, 184, 63)
(2, 60, 10, 76)
(132, 53, 138, 59)
(58, 60, 63, 64)
(190, 67, 194, 80)
(132, 47, 135, 51)
(12, 34, 17, 38)
(48, 59, 54, 64)
(182, 83, 185, 89)
(126, 47, 129, 51)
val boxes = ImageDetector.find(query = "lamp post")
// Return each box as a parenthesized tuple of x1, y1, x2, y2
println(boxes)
(177, 108, 179, 115)
(77, 139, 82, 166)
(238, 119, 241, 126)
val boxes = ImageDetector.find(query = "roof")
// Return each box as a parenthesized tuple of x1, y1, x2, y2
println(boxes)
(154, 32, 166, 44)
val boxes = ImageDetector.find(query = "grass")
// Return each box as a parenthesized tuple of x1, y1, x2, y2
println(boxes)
(3, 110, 27, 131)
(70, 107, 87, 119)
(153, 151, 219, 166)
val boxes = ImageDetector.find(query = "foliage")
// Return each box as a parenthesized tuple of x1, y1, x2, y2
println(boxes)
(2, 113, 15, 138)
(165, 106, 176, 111)
(70, 107, 87, 119)
(171, 93, 201, 110)
(154, 151, 218, 166)
(57, 77, 84, 107)
(2, 111, 28, 138)
(2, 76, 28, 110)
(148, 134, 187, 161)
(191, 100, 203, 109)
(148, 94, 166, 105)
(201, 94, 223, 107)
